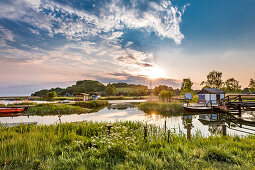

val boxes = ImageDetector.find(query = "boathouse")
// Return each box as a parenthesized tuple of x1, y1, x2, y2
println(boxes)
(75, 93, 90, 101)
(198, 88, 225, 104)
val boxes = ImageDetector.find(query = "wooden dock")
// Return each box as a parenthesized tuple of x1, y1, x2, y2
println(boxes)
(223, 94, 255, 116)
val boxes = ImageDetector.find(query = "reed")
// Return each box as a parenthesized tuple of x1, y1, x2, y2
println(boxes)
(25, 103, 88, 116)
(0, 122, 254, 169)
(73, 100, 109, 108)
(138, 102, 184, 116)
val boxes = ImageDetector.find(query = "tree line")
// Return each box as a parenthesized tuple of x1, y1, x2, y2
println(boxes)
(32, 72, 255, 98)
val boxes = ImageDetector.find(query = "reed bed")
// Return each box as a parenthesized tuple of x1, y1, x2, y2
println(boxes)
(138, 102, 184, 116)
(0, 121, 254, 169)
(25, 103, 88, 116)
(73, 100, 109, 108)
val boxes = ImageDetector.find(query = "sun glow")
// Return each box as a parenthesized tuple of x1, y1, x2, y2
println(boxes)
(143, 66, 167, 80)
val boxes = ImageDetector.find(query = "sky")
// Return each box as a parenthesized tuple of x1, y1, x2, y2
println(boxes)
(0, 0, 255, 96)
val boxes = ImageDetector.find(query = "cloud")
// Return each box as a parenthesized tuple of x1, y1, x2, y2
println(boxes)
(94, 72, 180, 88)
(0, 0, 187, 95)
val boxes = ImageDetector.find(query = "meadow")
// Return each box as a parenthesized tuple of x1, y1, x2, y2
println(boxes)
(0, 121, 254, 169)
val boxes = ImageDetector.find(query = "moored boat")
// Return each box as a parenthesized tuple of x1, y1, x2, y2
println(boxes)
(0, 107, 26, 117)
(183, 106, 213, 113)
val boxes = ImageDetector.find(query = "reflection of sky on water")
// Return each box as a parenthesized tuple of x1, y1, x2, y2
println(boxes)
(0, 100, 254, 137)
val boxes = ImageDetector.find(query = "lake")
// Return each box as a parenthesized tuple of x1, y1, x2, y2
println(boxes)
(1, 100, 254, 136)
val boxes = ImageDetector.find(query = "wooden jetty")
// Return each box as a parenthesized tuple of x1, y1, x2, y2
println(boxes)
(223, 94, 255, 116)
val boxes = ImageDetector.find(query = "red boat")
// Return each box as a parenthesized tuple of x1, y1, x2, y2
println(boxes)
(0, 107, 26, 117)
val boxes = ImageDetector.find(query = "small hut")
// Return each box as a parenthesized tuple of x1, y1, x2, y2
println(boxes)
(75, 93, 90, 102)
(198, 88, 225, 104)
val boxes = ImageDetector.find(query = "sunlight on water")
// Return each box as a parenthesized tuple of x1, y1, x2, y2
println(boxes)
(0, 100, 254, 137)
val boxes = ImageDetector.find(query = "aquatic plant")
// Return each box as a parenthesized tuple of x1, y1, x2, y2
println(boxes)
(73, 100, 108, 108)
(138, 102, 184, 116)
(0, 121, 254, 169)
(25, 103, 88, 116)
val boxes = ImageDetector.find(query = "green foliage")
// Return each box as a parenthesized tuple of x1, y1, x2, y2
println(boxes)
(25, 103, 87, 115)
(249, 78, 255, 92)
(154, 85, 174, 96)
(73, 100, 109, 108)
(181, 78, 193, 92)
(46, 91, 57, 100)
(224, 78, 242, 92)
(32, 80, 106, 97)
(201, 70, 224, 88)
(105, 84, 116, 96)
(159, 90, 173, 103)
(138, 102, 183, 116)
(0, 122, 254, 169)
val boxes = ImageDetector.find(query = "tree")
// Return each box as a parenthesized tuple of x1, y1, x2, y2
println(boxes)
(201, 70, 224, 88)
(105, 84, 116, 96)
(224, 78, 241, 92)
(154, 85, 174, 96)
(46, 91, 57, 100)
(181, 78, 193, 92)
(159, 90, 173, 103)
(249, 78, 255, 92)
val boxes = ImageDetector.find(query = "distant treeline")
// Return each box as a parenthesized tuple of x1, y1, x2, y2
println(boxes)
(31, 80, 150, 97)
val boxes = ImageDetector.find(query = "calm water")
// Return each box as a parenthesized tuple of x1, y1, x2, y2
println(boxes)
(0, 100, 254, 137)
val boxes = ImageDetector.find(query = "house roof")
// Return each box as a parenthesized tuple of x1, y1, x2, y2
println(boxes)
(198, 88, 226, 94)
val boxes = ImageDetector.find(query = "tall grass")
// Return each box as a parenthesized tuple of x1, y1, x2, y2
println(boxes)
(0, 122, 254, 169)
(138, 102, 184, 116)
(73, 100, 108, 108)
(25, 103, 88, 116)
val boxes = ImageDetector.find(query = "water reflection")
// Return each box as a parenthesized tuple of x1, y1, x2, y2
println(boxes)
(0, 101, 254, 137)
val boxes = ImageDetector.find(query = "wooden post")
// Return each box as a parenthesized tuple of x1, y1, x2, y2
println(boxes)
(167, 130, 170, 143)
(164, 120, 167, 133)
(187, 123, 191, 140)
(238, 104, 241, 117)
(238, 95, 242, 102)
(58, 115, 61, 123)
(144, 126, 148, 141)
(222, 124, 226, 136)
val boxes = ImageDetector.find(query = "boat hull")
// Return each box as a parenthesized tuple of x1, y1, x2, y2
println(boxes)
(183, 107, 213, 113)
(0, 107, 25, 117)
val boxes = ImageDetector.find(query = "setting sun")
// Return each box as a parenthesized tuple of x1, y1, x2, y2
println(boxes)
(143, 66, 167, 80)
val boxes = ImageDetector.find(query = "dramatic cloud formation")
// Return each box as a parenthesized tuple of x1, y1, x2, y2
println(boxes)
(0, 0, 187, 95)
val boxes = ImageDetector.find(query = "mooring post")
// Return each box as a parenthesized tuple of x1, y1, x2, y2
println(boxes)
(58, 115, 61, 123)
(187, 123, 191, 140)
(144, 125, 148, 141)
(222, 124, 227, 136)
(164, 120, 167, 133)
(167, 130, 170, 143)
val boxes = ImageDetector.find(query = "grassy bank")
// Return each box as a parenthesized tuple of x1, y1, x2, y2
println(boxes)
(0, 122, 254, 169)
(100, 96, 146, 100)
(72, 100, 109, 109)
(25, 103, 88, 116)
(138, 102, 184, 116)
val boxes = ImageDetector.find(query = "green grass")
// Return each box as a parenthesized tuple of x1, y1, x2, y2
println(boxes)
(100, 96, 147, 100)
(0, 122, 254, 169)
(7, 102, 37, 106)
(25, 103, 88, 116)
(138, 102, 184, 116)
(72, 100, 109, 108)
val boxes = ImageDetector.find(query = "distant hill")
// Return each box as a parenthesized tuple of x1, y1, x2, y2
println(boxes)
(31, 80, 149, 97)
(32, 80, 105, 97)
